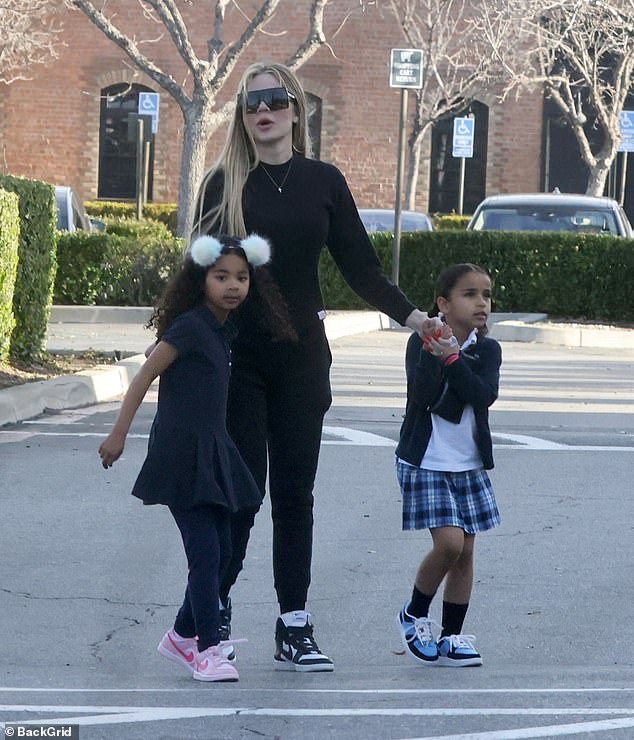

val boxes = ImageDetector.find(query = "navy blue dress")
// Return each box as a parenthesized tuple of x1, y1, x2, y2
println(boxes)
(131, 305, 262, 512)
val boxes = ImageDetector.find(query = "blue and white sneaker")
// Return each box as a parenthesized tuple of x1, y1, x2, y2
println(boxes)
(397, 605, 440, 664)
(437, 634, 483, 667)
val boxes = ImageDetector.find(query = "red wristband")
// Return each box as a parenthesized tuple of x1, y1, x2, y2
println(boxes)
(443, 353, 460, 366)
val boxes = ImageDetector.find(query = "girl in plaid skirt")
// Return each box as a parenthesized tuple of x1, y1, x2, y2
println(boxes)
(395, 263, 502, 667)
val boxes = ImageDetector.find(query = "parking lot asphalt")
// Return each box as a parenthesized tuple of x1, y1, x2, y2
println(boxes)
(0, 307, 631, 427)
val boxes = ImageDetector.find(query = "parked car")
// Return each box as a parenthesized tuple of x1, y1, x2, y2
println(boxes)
(467, 193, 633, 237)
(54, 186, 105, 232)
(359, 208, 434, 234)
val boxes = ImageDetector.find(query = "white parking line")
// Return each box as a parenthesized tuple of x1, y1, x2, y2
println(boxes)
(402, 716, 634, 739)
(2, 426, 634, 452)
(2, 704, 634, 730)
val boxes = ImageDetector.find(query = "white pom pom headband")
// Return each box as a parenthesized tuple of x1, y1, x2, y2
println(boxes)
(189, 234, 271, 269)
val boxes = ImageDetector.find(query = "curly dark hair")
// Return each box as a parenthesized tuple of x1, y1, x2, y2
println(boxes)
(147, 238, 297, 342)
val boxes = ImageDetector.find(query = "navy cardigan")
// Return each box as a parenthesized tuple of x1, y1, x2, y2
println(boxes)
(395, 332, 502, 470)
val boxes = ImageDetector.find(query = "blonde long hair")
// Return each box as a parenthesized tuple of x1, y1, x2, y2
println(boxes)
(192, 62, 310, 239)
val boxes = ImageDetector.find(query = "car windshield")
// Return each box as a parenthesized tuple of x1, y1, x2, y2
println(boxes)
(474, 206, 618, 235)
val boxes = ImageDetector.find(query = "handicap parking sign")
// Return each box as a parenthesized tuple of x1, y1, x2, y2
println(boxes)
(452, 117, 474, 158)
(138, 92, 160, 133)
(619, 110, 634, 152)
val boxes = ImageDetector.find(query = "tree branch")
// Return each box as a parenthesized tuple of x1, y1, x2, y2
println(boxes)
(67, 0, 192, 108)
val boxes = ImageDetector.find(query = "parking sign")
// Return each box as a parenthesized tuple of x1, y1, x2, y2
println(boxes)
(138, 92, 160, 134)
(452, 117, 475, 158)
(619, 110, 634, 152)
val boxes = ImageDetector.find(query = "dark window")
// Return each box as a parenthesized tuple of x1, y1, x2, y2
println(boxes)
(99, 83, 155, 200)
(429, 102, 488, 215)
(306, 92, 322, 159)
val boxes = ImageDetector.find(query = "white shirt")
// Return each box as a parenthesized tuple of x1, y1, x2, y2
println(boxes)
(399, 329, 483, 472)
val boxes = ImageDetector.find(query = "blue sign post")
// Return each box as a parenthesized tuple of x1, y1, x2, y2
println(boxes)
(452, 117, 475, 214)
(452, 117, 474, 158)
(619, 111, 634, 152)
(138, 92, 160, 134)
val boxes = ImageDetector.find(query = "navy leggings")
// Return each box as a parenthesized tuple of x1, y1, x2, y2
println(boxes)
(222, 323, 332, 613)
(170, 505, 231, 652)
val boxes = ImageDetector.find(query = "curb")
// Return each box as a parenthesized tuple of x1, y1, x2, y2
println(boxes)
(0, 355, 146, 427)
(1, 310, 389, 427)
(490, 320, 634, 349)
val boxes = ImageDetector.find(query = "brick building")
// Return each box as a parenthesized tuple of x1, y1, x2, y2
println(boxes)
(0, 2, 556, 218)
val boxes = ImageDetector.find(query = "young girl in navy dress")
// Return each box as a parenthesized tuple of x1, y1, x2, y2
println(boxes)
(98, 233, 287, 682)
(395, 263, 502, 667)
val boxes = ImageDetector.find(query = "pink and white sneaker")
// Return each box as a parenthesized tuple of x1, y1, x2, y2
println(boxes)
(193, 642, 243, 682)
(157, 629, 197, 674)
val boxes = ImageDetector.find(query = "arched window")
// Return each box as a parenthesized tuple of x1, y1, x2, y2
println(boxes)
(99, 83, 155, 200)
(429, 101, 488, 215)
(306, 92, 322, 159)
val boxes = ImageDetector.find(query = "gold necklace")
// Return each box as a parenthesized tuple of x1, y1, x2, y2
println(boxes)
(260, 158, 293, 193)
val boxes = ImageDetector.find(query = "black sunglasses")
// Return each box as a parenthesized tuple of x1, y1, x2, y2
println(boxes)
(239, 86, 296, 114)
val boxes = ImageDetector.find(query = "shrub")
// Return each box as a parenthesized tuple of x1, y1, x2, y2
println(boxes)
(0, 189, 20, 362)
(0, 175, 57, 361)
(54, 230, 185, 306)
(84, 200, 178, 234)
(320, 229, 634, 322)
(101, 217, 175, 241)
(431, 213, 470, 230)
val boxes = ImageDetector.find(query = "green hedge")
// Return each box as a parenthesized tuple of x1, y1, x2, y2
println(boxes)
(0, 175, 57, 361)
(319, 230, 634, 322)
(100, 217, 175, 241)
(0, 189, 20, 362)
(85, 200, 178, 235)
(431, 213, 470, 230)
(52, 226, 634, 322)
(54, 230, 185, 306)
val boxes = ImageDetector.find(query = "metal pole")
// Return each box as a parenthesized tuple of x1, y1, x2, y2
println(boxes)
(135, 118, 143, 219)
(619, 150, 628, 207)
(544, 118, 551, 192)
(457, 157, 466, 215)
(392, 87, 408, 286)
(143, 139, 151, 206)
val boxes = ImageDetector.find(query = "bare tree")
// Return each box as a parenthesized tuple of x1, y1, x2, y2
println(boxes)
(0, 0, 61, 84)
(387, 0, 501, 209)
(477, 0, 634, 196)
(66, 0, 333, 236)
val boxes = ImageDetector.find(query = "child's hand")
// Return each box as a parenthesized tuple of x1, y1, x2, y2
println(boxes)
(422, 317, 454, 352)
(99, 432, 126, 469)
(421, 316, 444, 339)
(426, 335, 460, 360)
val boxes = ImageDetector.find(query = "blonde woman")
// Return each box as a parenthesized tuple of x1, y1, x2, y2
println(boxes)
(193, 61, 428, 672)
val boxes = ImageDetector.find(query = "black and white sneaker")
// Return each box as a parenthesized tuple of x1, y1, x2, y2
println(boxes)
(274, 611, 334, 672)
(219, 597, 236, 662)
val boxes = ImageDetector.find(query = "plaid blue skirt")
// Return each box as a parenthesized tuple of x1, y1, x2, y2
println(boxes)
(396, 460, 501, 533)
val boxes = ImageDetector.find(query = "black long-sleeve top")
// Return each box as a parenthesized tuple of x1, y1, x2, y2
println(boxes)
(395, 332, 502, 470)
(198, 154, 417, 335)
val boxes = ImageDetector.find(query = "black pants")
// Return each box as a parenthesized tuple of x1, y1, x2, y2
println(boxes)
(170, 505, 232, 652)
(222, 323, 332, 613)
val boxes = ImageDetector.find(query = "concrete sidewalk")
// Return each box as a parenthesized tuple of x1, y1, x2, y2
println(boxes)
(1, 307, 631, 427)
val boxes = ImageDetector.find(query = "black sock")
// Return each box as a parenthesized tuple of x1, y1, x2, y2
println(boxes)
(441, 601, 469, 637)
(408, 586, 434, 618)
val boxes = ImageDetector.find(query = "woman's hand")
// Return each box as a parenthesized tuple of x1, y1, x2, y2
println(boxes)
(99, 431, 126, 469)
(404, 309, 429, 338)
